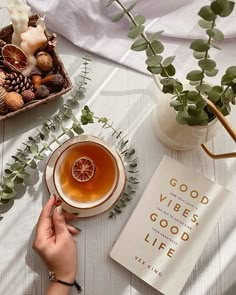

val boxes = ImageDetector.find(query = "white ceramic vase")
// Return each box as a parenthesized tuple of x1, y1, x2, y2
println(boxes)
(151, 89, 222, 151)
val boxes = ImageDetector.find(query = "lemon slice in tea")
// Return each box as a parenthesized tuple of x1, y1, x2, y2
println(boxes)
(72, 157, 95, 182)
(2, 44, 28, 72)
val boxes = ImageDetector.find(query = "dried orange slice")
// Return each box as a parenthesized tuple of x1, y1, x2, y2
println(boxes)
(2, 44, 28, 72)
(72, 157, 95, 182)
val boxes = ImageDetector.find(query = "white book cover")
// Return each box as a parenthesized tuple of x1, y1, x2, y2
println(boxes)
(110, 156, 234, 295)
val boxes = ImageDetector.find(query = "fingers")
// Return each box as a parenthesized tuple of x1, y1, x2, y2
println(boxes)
(66, 224, 81, 236)
(36, 194, 55, 237)
(39, 194, 56, 219)
(52, 205, 67, 236)
(63, 211, 79, 221)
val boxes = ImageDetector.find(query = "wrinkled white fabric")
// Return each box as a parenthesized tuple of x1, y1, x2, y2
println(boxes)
(26, 0, 236, 75)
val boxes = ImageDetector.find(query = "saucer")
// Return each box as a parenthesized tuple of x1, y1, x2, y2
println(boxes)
(45, 135, 127, 218)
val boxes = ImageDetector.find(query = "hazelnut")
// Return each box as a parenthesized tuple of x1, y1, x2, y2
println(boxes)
(36, 51, 53, 72)
(21, 90, 35, 102)
(4, 92, 24, 111)
(35, 85, 50, 100)
(41, 74, 64, 92)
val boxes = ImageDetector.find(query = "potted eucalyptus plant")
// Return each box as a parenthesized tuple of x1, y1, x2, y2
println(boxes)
(107, 0, 236, 150)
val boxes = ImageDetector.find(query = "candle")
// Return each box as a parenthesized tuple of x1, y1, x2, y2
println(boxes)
(21, 23, 47, 76)
(7, 0, 31, 47)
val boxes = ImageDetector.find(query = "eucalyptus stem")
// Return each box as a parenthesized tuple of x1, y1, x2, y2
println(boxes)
(198, 20, 216, 90)
(114, 0, 182, 102)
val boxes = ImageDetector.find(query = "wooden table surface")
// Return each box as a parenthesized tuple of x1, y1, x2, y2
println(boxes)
(0, 5, 236, 295)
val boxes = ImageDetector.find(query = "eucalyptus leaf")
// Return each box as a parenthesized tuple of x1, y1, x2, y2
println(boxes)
(127, 25, 144, 39)
(221, 104, 231, 116)
(190, 39, 210, 52)
(163, 85, 175, 94)
(3, 177, 14, 189)
(187, 91, 202, 102)
(224, 88, 234, 101)
(131, 39, 148, 51)
(186, 70, 204, 81)
(226, 66, 236, 77)
(188, 105, 202, 116)
(11, 163, 24, 171)
(73, 123, 84, 135)
(207, 28, 224, 41)
(162, 56, 175, 67)
(205, 68, 219, 77)
(30, 160, 37, 169)
(198, 59, 216, 71)
(66, 130, 75, 138)
(211, 1, 223, 14)
(147, 66, 162, 74)
(197, 99, 207, 109)
(1, 190, 17, 200)
(215, 0, 235, 17)
(160, 78, 177, 86)
(151, 40, 164, 54)
(161, 64, 176, 77)
(193, 51, 208, 60)
(145, 55, 163, 67)
(5, 169, 12, 174)
(150, 31, 164, 41)
(196, 84, 212, 93)
(221, 73, 233, 85)
(208, 86, 223, 103)
(30, 144, 38, 155)
(198, 19, 213, 29)
(170, 100, 183, 107)
(133, 15, 146, 26)
(198, 5, 216, 21)
(3, 186, 13, 194)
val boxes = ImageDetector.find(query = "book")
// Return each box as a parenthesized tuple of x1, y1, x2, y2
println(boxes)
(110, 156, 234, 295)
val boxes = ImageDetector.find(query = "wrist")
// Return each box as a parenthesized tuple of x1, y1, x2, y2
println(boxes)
(56, 272, 77, 283)
(49, 270, 77, 284)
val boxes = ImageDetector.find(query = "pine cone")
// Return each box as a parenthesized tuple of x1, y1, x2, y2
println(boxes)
(0, 50, 3, 68)
(4, 72, 33, 93)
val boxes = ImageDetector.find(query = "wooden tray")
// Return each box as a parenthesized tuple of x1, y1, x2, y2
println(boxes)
(0, 14, 72, 121)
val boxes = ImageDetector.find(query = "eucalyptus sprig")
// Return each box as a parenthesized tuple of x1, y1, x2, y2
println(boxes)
(80, 106, 139, 218)
(108, 0, 236, 125)
(0, 55, 92, 210)
(0, 56, 139, 220)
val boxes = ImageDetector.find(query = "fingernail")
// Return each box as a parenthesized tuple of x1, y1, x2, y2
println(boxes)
(57, 205, 63, 214)
(55, 198, 62, 206)
(74, 226, 82, 233)
(50, 193, 55, 199)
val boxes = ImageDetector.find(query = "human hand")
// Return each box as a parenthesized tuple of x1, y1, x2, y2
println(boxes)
(33, 194, 80, 283)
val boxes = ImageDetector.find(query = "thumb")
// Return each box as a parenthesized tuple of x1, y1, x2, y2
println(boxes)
(52, 206, 67, 236)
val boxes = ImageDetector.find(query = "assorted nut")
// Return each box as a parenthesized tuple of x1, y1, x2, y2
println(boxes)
(35, 85, 50, 100)
(36, 51, 53, 72)
(21, 89, 35, 102)
(0, 31, 65, 116)
(0, 86, 8, 114)
(4, 92, 24, 111)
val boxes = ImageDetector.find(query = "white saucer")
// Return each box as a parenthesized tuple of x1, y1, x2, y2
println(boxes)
(45, 135, 127, 218)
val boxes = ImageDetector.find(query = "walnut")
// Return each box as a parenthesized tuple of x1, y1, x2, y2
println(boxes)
(4, 92, 24, 111)
(36, 51, 53, 72)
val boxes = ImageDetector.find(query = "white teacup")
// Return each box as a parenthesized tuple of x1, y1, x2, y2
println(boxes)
(53, 136, 120, 209)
